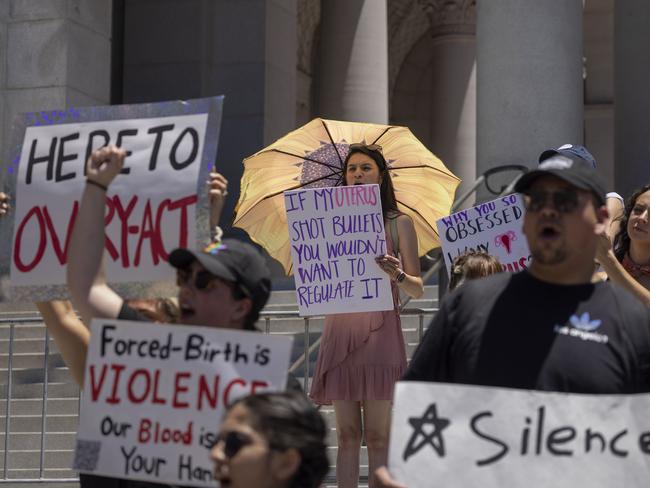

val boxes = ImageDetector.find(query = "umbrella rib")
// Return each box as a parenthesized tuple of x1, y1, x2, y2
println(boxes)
(371, 126, 394, 145)
(320, 119, 344, 166)
(396, 199, 440, 238)
(389, 165, 461, 180)
(271, 149, 342, 173)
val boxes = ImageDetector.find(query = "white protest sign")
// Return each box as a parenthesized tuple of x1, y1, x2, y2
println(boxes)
(284, 184, 393, 316)
(389, 382, 650, 488)
(74, 319, 293, 486)
(436, 194, 530, 275)
(3, 97, 222, 299)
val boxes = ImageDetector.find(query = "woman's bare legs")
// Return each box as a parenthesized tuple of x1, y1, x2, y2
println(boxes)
(334, 400, 363, 488)
(363, 399, 392, 488)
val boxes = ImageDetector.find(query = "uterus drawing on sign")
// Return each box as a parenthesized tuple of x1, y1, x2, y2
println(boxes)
(494, 231, 517, 254)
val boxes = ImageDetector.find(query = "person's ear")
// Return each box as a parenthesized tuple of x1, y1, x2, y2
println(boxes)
(594, 204, 609, 235)
(270, 448, 300, 482)
(231, 297, 252, 323)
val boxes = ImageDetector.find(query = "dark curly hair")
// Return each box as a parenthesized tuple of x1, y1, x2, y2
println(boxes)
(613, 184, 650, 262)
(343, 144, 401, 221)
(227, 392, 329, 488)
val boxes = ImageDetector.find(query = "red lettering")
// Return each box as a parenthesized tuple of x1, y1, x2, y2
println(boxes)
(103, 196, 119, 261)
(250, 380, 269, 395)
(151, 369, 166, 405)
(168, 195, 198, 248)
(112, 195, 139, 268)
(173, 372, 191, 408)
(134, 200, 159, 266)
(42, 202, 78, 265)
(197, 374, 220, 410)
(106, 364, 126, 404)
(223, 378, 246, 407)
(13, 206, 47, 272)
(154, 199, 172, 262)
(126, 368, 151, 403)
(138, 418, 152, 443)
(89, 364, 108, 402)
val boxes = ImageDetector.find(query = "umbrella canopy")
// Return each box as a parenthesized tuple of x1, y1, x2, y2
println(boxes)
(234, 118, 460, 274)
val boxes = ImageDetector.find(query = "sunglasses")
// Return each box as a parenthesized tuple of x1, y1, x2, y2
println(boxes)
(214, 431, 253, 458)
(523, 189, 580, 213)
(176, 268, 219, 291)
(348, 142, 383, 154)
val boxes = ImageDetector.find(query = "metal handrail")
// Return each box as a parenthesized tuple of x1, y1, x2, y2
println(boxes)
(0, 307, 438, 483)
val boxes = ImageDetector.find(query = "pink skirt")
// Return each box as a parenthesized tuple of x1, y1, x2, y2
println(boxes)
(309, 307, 406, 405)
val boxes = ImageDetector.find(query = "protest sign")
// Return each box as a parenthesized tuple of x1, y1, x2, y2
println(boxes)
(436, 193, 530, 276)
(284, 184, 393, 316)
(74, 318, 293, 486)
(0, 97, 223, 301)
(389, 382, 650, 487)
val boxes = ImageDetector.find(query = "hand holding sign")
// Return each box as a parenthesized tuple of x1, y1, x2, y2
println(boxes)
(207, 171, 228, 230)
(86, 145, 127, 189)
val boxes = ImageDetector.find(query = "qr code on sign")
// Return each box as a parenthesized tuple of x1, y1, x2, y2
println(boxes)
(73, 439, 101, 472)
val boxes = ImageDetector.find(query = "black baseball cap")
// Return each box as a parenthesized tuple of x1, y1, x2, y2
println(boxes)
(168, 238, 271, 313)
(514, 153, 606, 205)
(538, 144, 596, 168)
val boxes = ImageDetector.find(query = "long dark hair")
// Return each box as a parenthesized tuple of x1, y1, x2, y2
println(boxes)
(343, 144, 400, 221)
(227, 392, 329, 488)
(613, 184, 650, 262)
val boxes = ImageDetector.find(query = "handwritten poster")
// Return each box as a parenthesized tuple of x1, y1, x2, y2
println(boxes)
(284, 184, 393, 316)
(74, 319, 293, 486)
(1, 97, 223, 301)
(436, 194, 530, 275)
(389, 382, 650, 488)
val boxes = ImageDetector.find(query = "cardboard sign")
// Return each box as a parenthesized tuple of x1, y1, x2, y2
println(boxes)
(389, 382, 650, 487)
(284, 184, 394, 316)
(74, 319, 293, 486)
(436, 194, 530, 276)
(0, 97, 223, 301)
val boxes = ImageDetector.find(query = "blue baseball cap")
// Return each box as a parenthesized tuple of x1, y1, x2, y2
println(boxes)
(538, 144, 596, 168)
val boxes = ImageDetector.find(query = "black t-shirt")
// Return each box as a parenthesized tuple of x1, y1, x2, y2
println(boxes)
(404, 271, 650, 393)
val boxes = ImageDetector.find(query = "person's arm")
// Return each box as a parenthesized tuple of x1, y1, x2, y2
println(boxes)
(606, 193, 625, 242)
(208, 171, 228, 233)
(595, 231, 650, 306)
(67, 145, 126, 325)
(376, 215, 424, 298)
(36, 301, 89, 387)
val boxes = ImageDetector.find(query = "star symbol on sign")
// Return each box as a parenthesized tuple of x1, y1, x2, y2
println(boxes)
(403, 403, 451, 462)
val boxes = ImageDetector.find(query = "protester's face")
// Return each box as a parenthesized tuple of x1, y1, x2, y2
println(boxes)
(176, 261, 250, 329)
(628, 190, 650, 246)
(345, 152, 381, 186)
(522, 176, 603, 267)
(211, 404, 288, 488)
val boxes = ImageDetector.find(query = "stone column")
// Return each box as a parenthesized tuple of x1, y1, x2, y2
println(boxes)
(318, 0, 388, 123)
(1, 0, 112, 187)
(421, 0, 476, 202)
(476, 0, 583, 199)
(614, 1, 650, 197)
(122, 0, 297, 237)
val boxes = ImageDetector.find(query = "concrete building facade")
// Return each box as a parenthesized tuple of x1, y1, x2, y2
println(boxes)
(0, 0, 643, 221)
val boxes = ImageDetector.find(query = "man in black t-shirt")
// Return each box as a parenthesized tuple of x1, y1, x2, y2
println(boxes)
(66, 146, 273, 488)
(375, 149, 650, 488)
(404, 149, 650, 391)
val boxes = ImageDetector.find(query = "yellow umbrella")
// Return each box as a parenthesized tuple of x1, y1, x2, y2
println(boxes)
(234, 118, 460, 274)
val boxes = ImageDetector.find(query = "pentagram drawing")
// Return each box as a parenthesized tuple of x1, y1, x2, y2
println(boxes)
(403, 403, 450, 461)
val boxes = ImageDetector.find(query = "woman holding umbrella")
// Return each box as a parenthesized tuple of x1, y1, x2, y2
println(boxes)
(309, 143, 423, 488)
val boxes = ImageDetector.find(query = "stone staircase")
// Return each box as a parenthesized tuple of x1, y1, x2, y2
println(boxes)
(0, 285, 438, 487)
